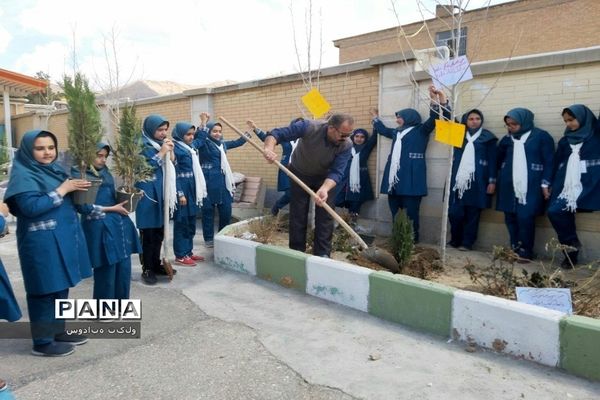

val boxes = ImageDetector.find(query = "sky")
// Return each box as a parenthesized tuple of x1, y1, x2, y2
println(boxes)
(0, 0, 511, 90)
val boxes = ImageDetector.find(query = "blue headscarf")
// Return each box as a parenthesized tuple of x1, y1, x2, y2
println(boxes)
(71, 142, 111, 180)
(504, 108, 534, 138)
(4, 130, 69, 201)
(173, 122, 195, 142)
(394, 109, 422, 128)
(351, 128, 369, 151)
(563, 104, 597, 144)
(142, 114, 169, 145)
(206, 121, 223, 144)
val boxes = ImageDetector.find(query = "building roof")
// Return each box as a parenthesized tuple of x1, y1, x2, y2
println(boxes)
(0, 68, 47, 97)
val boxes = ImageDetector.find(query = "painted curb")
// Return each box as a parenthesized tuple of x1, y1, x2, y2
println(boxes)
(214, 235, 260, 276)
(256, 245, 308, 292)
(452, 290, 563, 366)
(306, 256, 371, 312)
(368, 271, 455, 337)
(559, 315, 600, 381)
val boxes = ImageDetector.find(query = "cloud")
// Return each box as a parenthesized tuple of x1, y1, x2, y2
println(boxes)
(14, 42, 71, 81)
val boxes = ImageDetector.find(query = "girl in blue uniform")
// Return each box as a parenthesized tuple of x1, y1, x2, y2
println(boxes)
(335, 128, 377, 220)
(195, 112, 249, 247)
(548, 104, 600, 267)
(496, 108, 555, 261)
(73, 144, 141, 299)
(248, 118, 303, 216)
(371, 86, 449, 242)
(135, 115, 176, 285)
(172, 122, 207, 265)
(448, 109, 498, 250)
(4, 130, 92, 356)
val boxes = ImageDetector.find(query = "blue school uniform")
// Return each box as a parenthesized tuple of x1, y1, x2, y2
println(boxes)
(0, 215, 22, 322)
(73, 145, 141, 299)
(448, 109, 498, 249)
(374, 105, 449, 241)
(335, 128, 377, 213)
(548, 105, 600, 251)
(496, 108, 555, 258)
(4, 130, 92, 344)
(135, 115, 170, 230)
(194, 122, 247, 242)
(172, 122, 202, 258)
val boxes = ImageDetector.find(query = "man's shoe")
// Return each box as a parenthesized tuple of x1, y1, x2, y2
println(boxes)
(561, 250, 579, 269)
(205, 241, 214, 248)
(271, 205, 279, 216)
(175, 256, 196, 266)
(55, 332, 89, 345)
(141, 270, 157, 285)
(458, 245, 471, 252)
(189, 253, 205, 262)
(31, 342, 75, 357)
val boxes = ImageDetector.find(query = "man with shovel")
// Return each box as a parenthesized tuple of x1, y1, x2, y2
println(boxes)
(263, 114, 353, 257)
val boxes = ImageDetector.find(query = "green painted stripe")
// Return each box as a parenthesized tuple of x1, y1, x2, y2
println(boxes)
(559, 315, 600, 381)
(368, 271, 455, 337)
(256, 245, 308, 292)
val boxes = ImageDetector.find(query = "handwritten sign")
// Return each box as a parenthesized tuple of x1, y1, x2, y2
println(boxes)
(434, 119, 465, 147)
(301, 88, 331, 119)
(429, 55, 473, 89)
(515, 287, 573, 314)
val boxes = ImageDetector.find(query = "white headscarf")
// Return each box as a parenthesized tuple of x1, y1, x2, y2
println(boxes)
(388, 126, 415, 192)
(511, 131, 531, 205)
(558, 143, 583, 212)
(216, 143, 236, 198)
(453, 128, 482, 199)
(349, 148, 361, 193)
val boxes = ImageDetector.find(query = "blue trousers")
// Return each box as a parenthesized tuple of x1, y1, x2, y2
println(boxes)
(26, 288, 68, 346)
(388, 195, 422, 243)
(93, 258, 132, 300)
(547, 199, 580, 247)
(448, 203, 482, 248)
(504, 211, 536, 259)
(201, 195, 232, 242)
(173, 216, 197, 258)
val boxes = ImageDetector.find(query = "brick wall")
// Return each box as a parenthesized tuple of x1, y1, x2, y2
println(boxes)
(335, 0, 600, 64)
(211, 69, 379, 188)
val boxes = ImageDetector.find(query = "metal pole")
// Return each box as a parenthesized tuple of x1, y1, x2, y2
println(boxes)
(3, 88, 13, 160)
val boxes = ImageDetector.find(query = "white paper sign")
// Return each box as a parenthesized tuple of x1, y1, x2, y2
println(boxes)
(428, 55, 473, 88)
(515, 287, 573, 314)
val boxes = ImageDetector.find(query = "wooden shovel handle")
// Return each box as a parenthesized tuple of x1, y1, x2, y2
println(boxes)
(218, 116, 369, 250)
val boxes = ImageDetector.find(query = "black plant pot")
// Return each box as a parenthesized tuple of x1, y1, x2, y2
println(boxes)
(72, 179, 102, 205)
(116, 188, 144, 213)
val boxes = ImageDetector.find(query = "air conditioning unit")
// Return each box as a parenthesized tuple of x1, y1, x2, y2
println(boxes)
(413, 46, 450, 72)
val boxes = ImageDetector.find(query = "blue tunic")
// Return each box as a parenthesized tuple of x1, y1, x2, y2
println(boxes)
(336, 129, 378, 204)
(7, 191, 92, 295)
(375, 106, 449, 196)
(496, 128, 555, 216)
(255, 128, 294, 192)
(74, 167, 141, 268)
(0, 215, 22, 322)
(449, 129, 498, 209)
(173, 142, 201, 220)
(135, 136, 168, 229)
(194, 126, 247, 205)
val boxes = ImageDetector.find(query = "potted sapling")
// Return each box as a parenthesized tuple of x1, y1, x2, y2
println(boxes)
(111, 104, 153, 212)
(62, 72, 103, 204)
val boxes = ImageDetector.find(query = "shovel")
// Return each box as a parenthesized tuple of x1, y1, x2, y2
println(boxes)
(218, 116, 400, 273)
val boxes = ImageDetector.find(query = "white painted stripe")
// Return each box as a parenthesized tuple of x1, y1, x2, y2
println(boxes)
(214, 235, 260, 276)
(306, 256, 371, 312)
(452, 289, 564, 366)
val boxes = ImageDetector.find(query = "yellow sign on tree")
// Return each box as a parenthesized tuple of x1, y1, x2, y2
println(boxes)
(434, 119, 466, 148)
(301, 88, 331, 119)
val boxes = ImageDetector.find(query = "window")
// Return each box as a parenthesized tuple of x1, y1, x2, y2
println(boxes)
(435, 27, 467, 57)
